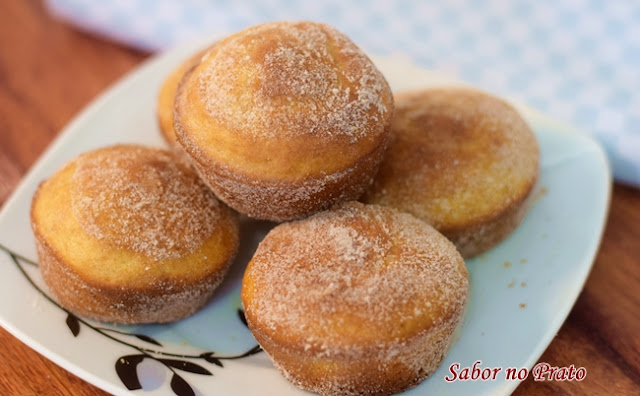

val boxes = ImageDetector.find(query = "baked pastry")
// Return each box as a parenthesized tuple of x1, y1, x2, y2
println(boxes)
(31, 145, 239, 324)
(157, 48, 207, 157)
(242, 201, 468, 395)
(174, 21, 393, 221)
(363, 88, 539, 258)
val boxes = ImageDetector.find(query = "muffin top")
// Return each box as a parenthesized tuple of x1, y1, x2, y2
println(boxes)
(242, 202, 468, 354)
(175, 21, 394, 180)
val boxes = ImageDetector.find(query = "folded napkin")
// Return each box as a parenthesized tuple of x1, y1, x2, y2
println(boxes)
(46, 0, 640, 187)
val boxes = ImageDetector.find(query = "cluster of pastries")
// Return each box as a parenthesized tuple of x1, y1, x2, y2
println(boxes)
(31, 20, 538, 395)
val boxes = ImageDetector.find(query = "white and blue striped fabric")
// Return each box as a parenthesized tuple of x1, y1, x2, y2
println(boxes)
(46, 0, 640, 187)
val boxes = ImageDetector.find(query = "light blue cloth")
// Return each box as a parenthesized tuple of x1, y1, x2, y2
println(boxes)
(46, 0, 640, 187)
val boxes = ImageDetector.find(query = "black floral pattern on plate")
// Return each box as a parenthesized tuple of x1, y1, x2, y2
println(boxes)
(0, 244, 262, 396)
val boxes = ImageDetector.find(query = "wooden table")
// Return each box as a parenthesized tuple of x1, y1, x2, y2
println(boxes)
(1, 2, 638, 395)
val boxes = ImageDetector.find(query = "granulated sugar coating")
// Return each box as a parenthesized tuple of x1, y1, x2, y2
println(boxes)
(363, 88, 539, 258)
(156, 45, 212, 158)
(31, 144, 240, 324)
(174, 21, 393, 221)
(198, 21, 389, 141)
(242, 201, 469, 395)
(71, 145, 221, 260)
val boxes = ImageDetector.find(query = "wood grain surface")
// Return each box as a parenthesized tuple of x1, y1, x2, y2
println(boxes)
(0, 2, 638, 395)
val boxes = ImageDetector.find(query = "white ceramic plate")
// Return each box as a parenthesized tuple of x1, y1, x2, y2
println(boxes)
(0, 38, 610, 396)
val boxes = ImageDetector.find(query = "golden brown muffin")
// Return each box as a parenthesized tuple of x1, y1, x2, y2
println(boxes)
(31, 145, 239, 324)
(242, 201, 469, 395)
(157, 48, 208, 157)
(363, 88, 539, 258)
(174, 21, 393, 221)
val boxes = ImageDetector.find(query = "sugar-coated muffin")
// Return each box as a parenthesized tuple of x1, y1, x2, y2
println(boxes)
(174, 21, 393, 221)
(31, 145, 239, 324)
(157, 47, 209, 159)
(363, 88, 539, 258)
(242, 201, 469, 395)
